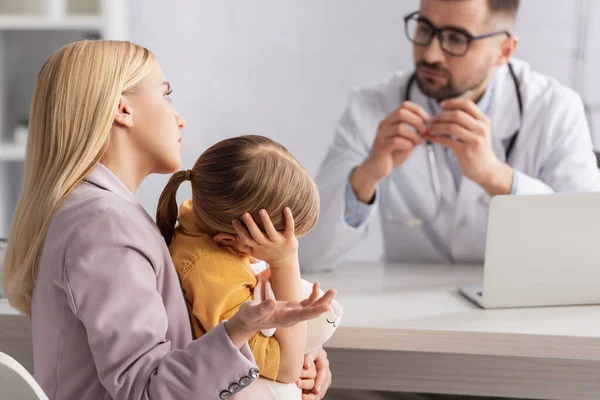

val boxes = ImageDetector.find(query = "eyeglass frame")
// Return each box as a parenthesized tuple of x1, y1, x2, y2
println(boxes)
(403, 11, 512, 57)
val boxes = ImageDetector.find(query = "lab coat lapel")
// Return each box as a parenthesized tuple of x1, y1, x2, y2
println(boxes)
(489, 62, 521, 161)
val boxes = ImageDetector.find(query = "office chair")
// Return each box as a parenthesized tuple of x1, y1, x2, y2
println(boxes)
(0, 352, 48, 400)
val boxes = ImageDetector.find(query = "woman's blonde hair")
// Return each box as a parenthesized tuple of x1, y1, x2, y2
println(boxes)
(156, 135, 320, 245)
(2, 40, 155, 316)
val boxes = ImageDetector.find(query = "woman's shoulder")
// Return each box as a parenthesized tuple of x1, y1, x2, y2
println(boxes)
(50, 181, 165, 262)
(58, 182, 144, 229)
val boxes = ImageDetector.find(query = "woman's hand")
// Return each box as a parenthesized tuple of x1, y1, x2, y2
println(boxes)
(225, 282, 336, 348)
(232, 208, 298, 268)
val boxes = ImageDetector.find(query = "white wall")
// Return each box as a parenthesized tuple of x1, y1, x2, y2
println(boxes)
(129, 0, 586, 262)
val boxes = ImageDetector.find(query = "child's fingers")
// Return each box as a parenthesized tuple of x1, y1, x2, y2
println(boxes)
(296, 377, 315, 391)
(259, 209, 279, 241)
(283, 207, 295, 237)
(303, 349, 319, 368)
(242, 213, 266, 243)
(301, 393, 320, 400)
(232, 219, 258, 248)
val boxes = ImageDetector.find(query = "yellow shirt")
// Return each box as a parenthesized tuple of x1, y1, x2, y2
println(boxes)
(169, 200, 280, 381)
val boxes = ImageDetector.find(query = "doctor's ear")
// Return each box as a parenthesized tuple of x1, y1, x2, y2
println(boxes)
(496, 35, 519, 67)
(114, 95, 134, 128)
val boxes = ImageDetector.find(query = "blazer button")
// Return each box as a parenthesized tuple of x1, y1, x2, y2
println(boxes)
(239, 376, 252, 387)
(219, 390, 232, 399)
(249, 367, 260, 379)
(229, 383, 241, 393)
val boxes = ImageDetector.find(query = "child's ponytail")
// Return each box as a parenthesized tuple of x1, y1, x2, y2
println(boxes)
(156, 169, 192, 245)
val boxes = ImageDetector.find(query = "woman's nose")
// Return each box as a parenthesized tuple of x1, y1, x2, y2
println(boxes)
(176, 113, 186, 130)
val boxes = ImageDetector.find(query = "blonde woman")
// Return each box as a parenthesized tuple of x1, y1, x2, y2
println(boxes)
(2, 40, 334, 400)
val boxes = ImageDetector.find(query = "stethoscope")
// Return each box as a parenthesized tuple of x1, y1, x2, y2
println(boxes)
(385, 63, 523, 227)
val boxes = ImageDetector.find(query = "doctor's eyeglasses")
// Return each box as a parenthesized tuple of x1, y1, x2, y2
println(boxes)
(404, 11, 512, 57)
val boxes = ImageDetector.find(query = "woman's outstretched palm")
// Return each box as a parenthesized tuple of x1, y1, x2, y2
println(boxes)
(238, 282, 336, 331)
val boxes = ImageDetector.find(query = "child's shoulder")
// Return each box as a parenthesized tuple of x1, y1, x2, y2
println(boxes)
(169, 231, 251, 279)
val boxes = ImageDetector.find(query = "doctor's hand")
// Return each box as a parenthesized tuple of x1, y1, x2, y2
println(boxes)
(424, 98, 514, 196)
(351, 101, 430, 203)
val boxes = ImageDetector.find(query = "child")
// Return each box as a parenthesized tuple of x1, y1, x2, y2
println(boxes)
(156, 135, 321, 393)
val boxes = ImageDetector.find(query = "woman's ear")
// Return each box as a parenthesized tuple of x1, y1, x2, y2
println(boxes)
(114, 95, 134, 128)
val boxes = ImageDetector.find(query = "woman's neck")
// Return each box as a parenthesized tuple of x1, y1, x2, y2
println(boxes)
(100, 148, 147, 194)
(99, 127, 151, 193)
(100, 160, 146, 194)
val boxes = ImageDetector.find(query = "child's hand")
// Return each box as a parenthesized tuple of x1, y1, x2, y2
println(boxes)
(257, 267, 271, 282)
(232, 207, 298, 269)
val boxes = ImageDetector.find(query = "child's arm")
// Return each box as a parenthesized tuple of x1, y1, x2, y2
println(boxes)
(179, 255, 282, 381)
(234, 209, 307, 384)
(269, 254, 305, 383)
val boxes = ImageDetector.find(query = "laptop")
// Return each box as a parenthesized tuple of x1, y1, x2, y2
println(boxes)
(459, 192, 600, 309)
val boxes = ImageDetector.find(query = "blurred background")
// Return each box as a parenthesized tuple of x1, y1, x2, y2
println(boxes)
(0, 0, 599, 262)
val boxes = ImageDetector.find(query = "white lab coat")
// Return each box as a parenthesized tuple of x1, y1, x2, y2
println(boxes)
(300, 59, 600, 271)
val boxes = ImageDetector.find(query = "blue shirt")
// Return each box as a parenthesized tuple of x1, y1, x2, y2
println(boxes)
(344, 74, 518, 228)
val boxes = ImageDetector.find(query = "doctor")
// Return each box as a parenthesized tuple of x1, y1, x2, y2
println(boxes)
(300, 0, 600, 276)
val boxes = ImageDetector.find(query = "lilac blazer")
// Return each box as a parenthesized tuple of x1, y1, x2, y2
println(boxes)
(31, 163, 259, 400)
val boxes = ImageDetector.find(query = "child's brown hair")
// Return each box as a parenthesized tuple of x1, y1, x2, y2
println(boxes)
(156, 135, 320, 245)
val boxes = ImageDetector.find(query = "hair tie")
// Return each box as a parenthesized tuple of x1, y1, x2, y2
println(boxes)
(185, 169, 192, 181)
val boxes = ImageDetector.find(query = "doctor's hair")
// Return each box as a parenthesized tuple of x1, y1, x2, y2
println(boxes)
(487, 0, 520, 19)
(441, 0, 520, 20)
(3, 40, 155, 316)
(156, 135, 320, 246)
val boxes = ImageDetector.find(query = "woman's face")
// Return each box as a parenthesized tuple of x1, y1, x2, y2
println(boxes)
(126, 62, 186, 174)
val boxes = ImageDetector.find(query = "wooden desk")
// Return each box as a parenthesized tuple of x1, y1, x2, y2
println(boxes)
(303, 263, 600, 400)
(3, 263, 600, 399)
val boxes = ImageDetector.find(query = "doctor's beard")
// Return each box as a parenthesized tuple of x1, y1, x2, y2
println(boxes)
(415, 60, 491, 102)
